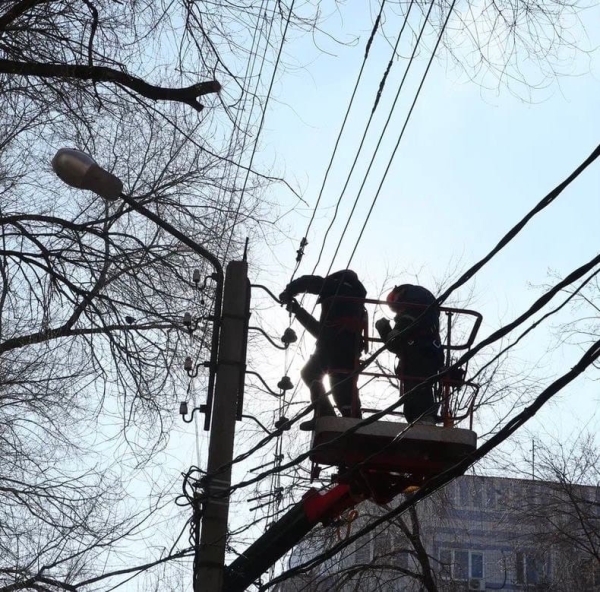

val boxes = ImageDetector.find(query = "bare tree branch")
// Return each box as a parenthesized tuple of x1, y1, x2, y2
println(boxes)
(0, 59, 221, 110)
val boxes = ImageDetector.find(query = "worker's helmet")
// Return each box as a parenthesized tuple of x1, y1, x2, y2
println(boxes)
(386, 285, 406, 314)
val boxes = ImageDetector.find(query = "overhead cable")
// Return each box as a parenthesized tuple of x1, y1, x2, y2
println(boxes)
(311, 0, 420, 274)
(278, 0, 420, 408)
(222, 0, 298, 263)
(290, 0, 388, 279)
(263, 334, 600, 588)
(344, 0, 458, 267)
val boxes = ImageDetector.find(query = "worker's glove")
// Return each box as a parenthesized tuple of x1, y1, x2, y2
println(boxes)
(375, 317, 391, 336)
(279, 289, 293, 304)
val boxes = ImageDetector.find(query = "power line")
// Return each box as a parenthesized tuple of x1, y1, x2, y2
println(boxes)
(435, 142, 600, 304)
(235, 145, 600, 494)
(278, 3, 418, 392)
(310, 0, 418, 275)
(220, 258, 594, 497)
(272, 0, 420, 412)
(213, 33, 600, 552)
(222, 0, 298, 263)
(184, 3, 273, 433)
(290, 0, 388, 280)
(263, 334, 600, 588)
(345, 0, 458, 267)
(279, 0, 433, 396)
(222, 146, 600, 552)
(215, 0, 275, 262)
(214, 0, 272, 251)
(469, 266, 600, 385)
(217, 0, 298, 522)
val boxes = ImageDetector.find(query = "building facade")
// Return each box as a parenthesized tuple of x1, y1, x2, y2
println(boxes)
(275, 474, 600, 591)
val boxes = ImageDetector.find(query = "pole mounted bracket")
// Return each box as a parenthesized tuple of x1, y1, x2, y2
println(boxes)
(249, 326, 290, 350)
(245, 370, 284, 398)
(180, 403, 208, 423)
(250, 283, 281, 304)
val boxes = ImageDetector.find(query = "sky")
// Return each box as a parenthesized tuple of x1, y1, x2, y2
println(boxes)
(247, 0, 600, 440)
(159, 1, 600, 588)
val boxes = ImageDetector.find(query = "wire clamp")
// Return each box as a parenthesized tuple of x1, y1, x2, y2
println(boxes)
(295, 237, 308, 263)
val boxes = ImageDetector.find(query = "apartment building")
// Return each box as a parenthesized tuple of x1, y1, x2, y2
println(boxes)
(275, 474, 599, 591)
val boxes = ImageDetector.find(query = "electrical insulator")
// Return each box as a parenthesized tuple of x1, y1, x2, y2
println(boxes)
(193, 269, 201, 283)
(184, 357, 193, 372)
(281, 327, 297, 346)
(179, 401, 189, 416)
(274, 417, 290, 431)
(277, 376, 293, 391)
(183, 312, 192, 326)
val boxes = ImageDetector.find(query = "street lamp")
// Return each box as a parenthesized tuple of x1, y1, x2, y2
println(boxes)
(51, 147, 223, 430)
(52, 148, 123, 200)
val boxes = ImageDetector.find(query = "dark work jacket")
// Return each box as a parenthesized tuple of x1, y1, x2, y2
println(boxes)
(390, 284, 440, 338)
(378, 284, 442, 356)
(285, 270, 367, 347)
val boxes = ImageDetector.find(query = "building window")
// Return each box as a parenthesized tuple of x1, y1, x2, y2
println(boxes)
(396, 551, 409, 570)
(440, 549, 484, 580)
(354, 538, 372, 564)
(471, 552, 484, 578)
(583, 560, 600, 590)
(516, 551, 545, 585)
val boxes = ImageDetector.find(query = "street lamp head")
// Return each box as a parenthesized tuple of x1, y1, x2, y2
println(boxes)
(51, 148, 123, 201)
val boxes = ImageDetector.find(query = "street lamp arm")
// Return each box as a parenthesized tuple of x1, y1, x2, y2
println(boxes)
(117, 192, 223, 282)
(0, 58, 220, 111)
(50, 148, 223, 282)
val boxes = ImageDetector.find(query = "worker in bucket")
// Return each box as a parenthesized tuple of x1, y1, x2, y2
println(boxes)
(375, 284, 444, 425)
(279, 270, 368, 431)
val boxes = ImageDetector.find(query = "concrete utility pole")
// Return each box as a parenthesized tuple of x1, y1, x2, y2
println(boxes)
(196, 260, 250, 592)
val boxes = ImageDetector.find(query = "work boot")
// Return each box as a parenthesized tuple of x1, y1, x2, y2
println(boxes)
(300, 409, 333, 430)
(339, 406, 361, 419)
(299, 419, 317, 431)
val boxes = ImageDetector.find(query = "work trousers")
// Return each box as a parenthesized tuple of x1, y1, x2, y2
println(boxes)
(398, 344, 443, 423)
(300, 332, 361, 418)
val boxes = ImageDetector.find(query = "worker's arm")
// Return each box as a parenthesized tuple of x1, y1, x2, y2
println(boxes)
(280, 275, 325, 301)
(289, 300, 320, 338)
(375, 317, 403, 354)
